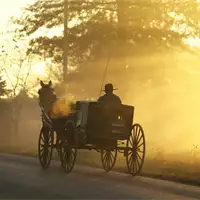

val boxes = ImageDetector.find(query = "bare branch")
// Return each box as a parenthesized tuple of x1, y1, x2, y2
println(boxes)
(12, 59, 23, 97)
(22, 57, 32, 89)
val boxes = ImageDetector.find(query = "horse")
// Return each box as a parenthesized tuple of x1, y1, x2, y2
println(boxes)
(38, 80, 76, 153)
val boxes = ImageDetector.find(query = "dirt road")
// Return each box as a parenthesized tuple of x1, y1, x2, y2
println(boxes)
(0, 154, 199, 199)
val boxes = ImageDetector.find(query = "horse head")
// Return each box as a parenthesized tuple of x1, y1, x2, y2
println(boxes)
(38, 80, 57, 115)
(38, 80, 53, 95)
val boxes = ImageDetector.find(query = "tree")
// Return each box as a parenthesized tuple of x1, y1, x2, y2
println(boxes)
(0, 28, 40, 136)
(14, 0, 198, 60)
(0, 76, 8, 97)
(0, 27, 37, 97)
(12, 0, 200, 98)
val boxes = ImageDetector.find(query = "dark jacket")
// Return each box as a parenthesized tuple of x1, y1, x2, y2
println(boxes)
(98, 94, 122, 105)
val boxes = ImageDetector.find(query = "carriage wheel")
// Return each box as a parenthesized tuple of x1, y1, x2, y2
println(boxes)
(60, 123, 78, 174)
(126, 124, 145, 176)
(101, 149, 117, 172)
(38, 126, 54, 169)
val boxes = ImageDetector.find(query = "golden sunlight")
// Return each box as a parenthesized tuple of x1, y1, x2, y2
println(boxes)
(31, 62, 48, 77)
(183, 36, 200, 49)
(0, 0, 29, 27)
(1, 0, 200, 97)
(2, 1, 200, 184)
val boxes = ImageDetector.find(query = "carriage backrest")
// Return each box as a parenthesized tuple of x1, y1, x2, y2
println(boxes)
(75, 101, 95, 128)
(86, 102, 134, 140)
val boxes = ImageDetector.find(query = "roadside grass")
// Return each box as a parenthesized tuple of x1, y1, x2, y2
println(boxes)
(1, 143, 200, 186)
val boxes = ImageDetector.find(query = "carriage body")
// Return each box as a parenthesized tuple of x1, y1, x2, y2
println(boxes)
(38, 100, 145, 176)
(75, 101, 134, 145)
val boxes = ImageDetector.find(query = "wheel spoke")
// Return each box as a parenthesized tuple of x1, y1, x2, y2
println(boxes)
(135, 126, 140, 139)
(41, 134, 45, 143)
(136, 129, 141, 141)
(105, 152, 109, 169)
(128, 150, 133, 156)
(137, 149, 144, 153)
(136, 134, 142, 145)
(103, 151, 107, 163)
(106, 155, 109, 169)
(129, 155, 134, 172)
(128, 152, 132, 164)
(48, 139, 52, 145)
(110, 152, 115, 160)
(108, 152, 112, 169)
(130, 135, 134, 146)
(101, 149, 117, 172)
(137, 142, 144, 149)
(135, 155, 140, 171)
(134, 126, 138, 139)
(136, 151, 142, 161)
(40, 146, 44, 152)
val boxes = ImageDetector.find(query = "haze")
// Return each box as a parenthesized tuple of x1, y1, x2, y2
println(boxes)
(0, 0, 200, 170)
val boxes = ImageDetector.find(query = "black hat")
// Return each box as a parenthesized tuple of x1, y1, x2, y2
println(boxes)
(102, 83, 117, 92)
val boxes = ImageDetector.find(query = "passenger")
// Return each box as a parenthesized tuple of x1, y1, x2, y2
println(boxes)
(98, 83, 122, 105)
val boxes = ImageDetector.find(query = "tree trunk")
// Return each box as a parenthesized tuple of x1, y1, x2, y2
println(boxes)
(117, 0, 129, 28)
(115, 0, 131, 98)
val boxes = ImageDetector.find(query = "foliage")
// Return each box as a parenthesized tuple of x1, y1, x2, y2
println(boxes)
(11, 0, 200, 98)
(13, 0, 199, 64)
(0, 76, 8, 97)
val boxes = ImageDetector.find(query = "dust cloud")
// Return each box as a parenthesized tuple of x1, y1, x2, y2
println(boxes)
(56, 48, 200, 160)
(51, 99, 76, 118)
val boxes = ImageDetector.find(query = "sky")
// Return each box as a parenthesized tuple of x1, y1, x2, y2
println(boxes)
(0, 0, 37, 28)
(0, 0, 26, 27)
(0, 0, 48, 96)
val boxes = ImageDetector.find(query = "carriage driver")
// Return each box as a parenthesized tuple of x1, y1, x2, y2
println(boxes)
(98, 83, 122, 105)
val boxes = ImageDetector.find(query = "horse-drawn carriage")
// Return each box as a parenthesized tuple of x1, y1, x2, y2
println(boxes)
(38, 99, 146, 176)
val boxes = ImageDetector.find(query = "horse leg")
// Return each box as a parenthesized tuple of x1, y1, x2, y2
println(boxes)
(55, 130, 62, 155)
(56, 129, 65, 167)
